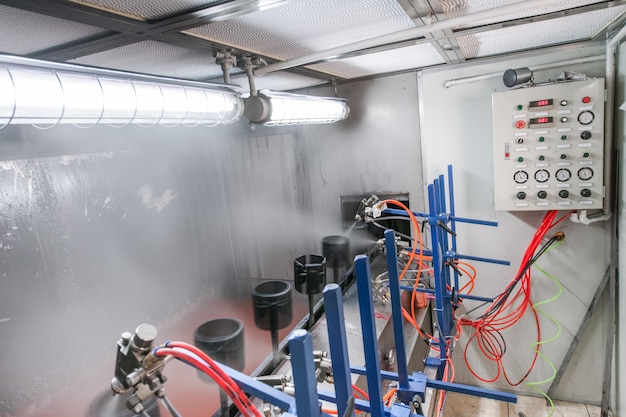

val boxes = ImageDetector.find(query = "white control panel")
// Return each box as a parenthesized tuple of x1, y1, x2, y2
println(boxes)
(492, 78, 605, 211)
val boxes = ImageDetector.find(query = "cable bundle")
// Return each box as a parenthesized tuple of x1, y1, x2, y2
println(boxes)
(153, 341, 263, 417)
(458, 210, 568, 385)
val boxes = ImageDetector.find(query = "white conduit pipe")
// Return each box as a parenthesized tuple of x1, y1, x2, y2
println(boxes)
(443, 55, 606, 88)
(255, 0, 571, 76)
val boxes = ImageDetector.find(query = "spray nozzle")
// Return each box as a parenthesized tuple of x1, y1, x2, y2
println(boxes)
(355, 195, 385, 222)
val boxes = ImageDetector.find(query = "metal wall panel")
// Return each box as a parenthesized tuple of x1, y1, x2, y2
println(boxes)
(419, 44, 607, 401)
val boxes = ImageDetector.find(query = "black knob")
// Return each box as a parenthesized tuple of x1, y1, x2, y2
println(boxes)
(133, 324, 158, 350)
(559, 190, 569, 198)
(537, 191, 547, 199)
(581, 131, 592, 140)
(517, 192, 526, 200)
(581, 189, 592, 198)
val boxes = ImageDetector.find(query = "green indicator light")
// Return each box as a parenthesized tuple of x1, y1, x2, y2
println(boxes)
(538, 155, 545, 161)
(516, 104, 523, 111)
(583, 152, 590, 158)
(538, 137, 545, 142)
(560, 154, 567, 160)
(517, 157, 524, 162)
(561, 135, 567, 140)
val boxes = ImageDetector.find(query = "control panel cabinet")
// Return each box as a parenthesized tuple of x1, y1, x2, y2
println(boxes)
(492, 78, 605, 211)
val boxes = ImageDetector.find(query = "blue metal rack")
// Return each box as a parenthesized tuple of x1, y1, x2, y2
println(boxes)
(382, 165, 510, 379)
(213, 166, 517, 417)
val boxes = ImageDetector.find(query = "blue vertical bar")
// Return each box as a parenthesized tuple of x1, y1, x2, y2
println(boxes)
(427, 185, 448, 378)
(447, 165, 460, 302)
(323, 284, 355, 417)
(436, 175, 454, 340)
(438, 174, 446, 215)
(383, 229, 409, 390)
(289, 330, 321, 417)
(354, 255, 386, 417)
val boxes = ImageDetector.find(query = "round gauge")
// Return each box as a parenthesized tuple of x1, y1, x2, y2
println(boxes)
(513, 170, 529, 184)
(578, 167, 594, 180)
(578, 111, 595, 125)
(534, 169, 550, 183)
(555, 168, 571, 182)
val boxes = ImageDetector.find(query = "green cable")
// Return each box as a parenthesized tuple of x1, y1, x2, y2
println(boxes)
(525, 240, 564, 417)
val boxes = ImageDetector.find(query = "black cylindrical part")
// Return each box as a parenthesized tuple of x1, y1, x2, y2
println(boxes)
(322, 235, 350, 268)
(87, 390, 160, 417)
(194, 318, 245, 372)
(251, 280, 292, 331)
(294, 254, 327, 295)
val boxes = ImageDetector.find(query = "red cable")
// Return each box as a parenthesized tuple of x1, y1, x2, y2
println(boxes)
(160, 342, 263, 417)
(460, 210, 559, 385)
(154, 347, 257, 417)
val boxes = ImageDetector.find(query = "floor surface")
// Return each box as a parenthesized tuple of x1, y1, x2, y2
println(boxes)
(442, 391, 601, 417)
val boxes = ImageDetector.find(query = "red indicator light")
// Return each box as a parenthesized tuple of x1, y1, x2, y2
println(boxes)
(582, 96, 591, 103)
(515, 120, 526, 129)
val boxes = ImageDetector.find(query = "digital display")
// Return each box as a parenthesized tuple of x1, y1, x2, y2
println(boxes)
(529, 116, 553, 127)
(529, 99, 554, 108)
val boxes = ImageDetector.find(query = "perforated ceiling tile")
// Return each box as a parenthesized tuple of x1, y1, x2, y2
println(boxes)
(184, 0, 416, 60)
(440, 0, 608, 28)
(70, 0, 222, 21)
(457, 6, 626, 59)
(69, 40, 223, 80)
(309, 43, 446, 79)
(0, 5, 106, 55)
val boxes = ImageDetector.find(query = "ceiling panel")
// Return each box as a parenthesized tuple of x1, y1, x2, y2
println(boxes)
(183, 0, 417, 62)
(440, 0, 608, 28)
(69, 40, 224, 80)
(457, 6, 626, 59)
(69, 0, 223, 21)
(309, 43, 446, 79)
(0, 4, 106, 55)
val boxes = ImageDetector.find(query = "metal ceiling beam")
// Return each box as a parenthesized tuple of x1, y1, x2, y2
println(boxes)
(4, 0, 287, 60)
(0, 0, 335, 81)
(272, 0, 626, 70)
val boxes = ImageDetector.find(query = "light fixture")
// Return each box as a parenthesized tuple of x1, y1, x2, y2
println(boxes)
(0, 54, 243, 129)
(244, 90, 350, 126)
(231, 56, 349, 126)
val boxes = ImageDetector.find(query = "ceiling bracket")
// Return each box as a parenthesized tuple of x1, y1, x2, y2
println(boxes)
(214, 49, 237, 85)
(239, 56, 268, 96)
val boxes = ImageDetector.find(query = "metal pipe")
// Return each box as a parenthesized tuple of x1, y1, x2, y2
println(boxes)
(255, 0, 569, 76)
(443, 55, 606, 88)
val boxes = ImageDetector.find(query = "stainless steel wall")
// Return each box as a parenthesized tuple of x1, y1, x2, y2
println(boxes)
(0, 125, 241, 416)
(0, 72, 426, 416)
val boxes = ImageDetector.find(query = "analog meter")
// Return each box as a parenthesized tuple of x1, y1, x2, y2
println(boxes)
(514, 171, 528, 184)
(578, 111, 594, 125)
(534, 169, 550, 183)
(578, 167, 594, 181)
(555, 168, 571, 182)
